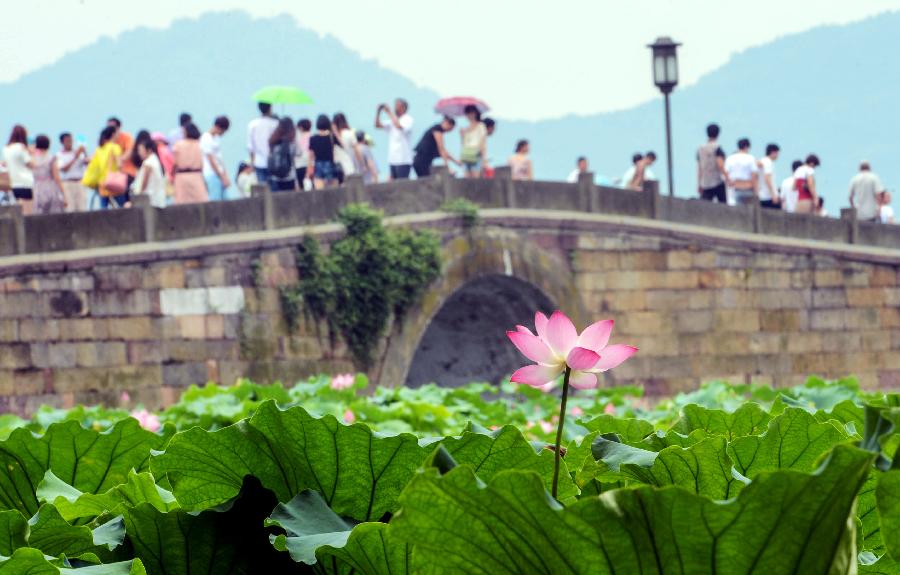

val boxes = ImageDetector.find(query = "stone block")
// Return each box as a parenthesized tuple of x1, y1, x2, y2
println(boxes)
(177, 315, 207, 339)
(281, 336, 324, 360)
(93, 266, 144, 290)
(13, 369, 47, 396)
(811, 288, 847, 308)
(0, 321, 17, 342)
(675, 310, 714, 334)
(159, 286, 245, 316)
(57, 319, 108, 341)
(205, 315, 225, 339)
(787, 333, 822, 353)
(162, 362, 210, 387)
(870, 267, 897, 287)
(861, 331, 892, 352)
(17, 319, 59, 341)
(143, 263, 185, 289)
(760, 310, 807, 332)
(758, 289, 811, 309)
(90, 291, 154, 317)
(790, 270, 814, 289)
(166, 340, 240, 362)
(583, 290, 646, 313)
(846, 288, 886, 307)
(0, 293, 43, 319)
(107, 317, 156, 340)
(678, 334, 716, 356)
(692, 251, 718, 268)
(666, 250, 694, 270)
(813, 270, 844, 287)
(185, 267, 227, 288)
(75, 342, 127, 367)
(714, 310, 760, 332)
(747, 270, 792, 289)
(617, 312, 672, 335)
(810, 309, 845, 331)
(571, 251, 620, 272)
(127, 341, 168, 364)
(884, 308, 900, 329)
(820, 332, 862, 353)
(618, 251, 668, 270)
(715, 289, 760, 309)
(748, 333, 787, 354)
(30, 343, 78, 369)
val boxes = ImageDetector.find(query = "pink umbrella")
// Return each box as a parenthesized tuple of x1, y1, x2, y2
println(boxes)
(434, 96, 490, 118)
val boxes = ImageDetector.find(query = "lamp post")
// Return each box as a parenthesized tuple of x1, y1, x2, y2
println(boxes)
(648, 37, 681, 197)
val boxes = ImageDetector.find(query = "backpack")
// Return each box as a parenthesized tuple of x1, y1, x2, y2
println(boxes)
(267, 140, 293, 179)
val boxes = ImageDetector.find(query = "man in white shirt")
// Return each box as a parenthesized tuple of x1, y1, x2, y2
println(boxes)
(724, 138, 758, 206)
(55, 132, 88, 212)
(567, 156, 589, 183)
(756, 143, 780, 209)
(375, 98, 414, 180)
(247, 103, 279, 186)
(779, 159, 802, 213)
(848, 161, 885, 222)
(201, 116, 231, 202)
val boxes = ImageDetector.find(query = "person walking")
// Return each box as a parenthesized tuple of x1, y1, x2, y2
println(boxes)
(267, 117, 298, 192)
(459, 104, 488, 178)
(757, 143, 781, 209)
(780, 160, 803, 213)
(697, 123, 728, 203)
(168, 113, 192, 148)
(508, 140, 533, 181)
(375, 98, 414, 180)
(295, 118, 312, 189)
(107, 117, 136, 190)
(793, 154, 821, 214)
(724, 138, 758, 205)
(355, 131, 379, 184)
(82, 126, 125, 209)
(247, 102, 279, 186)
(133, 138, 167, 208)
(3, 125, 34, 214)
(56, 133, 88, 212)
(172, 123, 207, 204)
(412, 116, 458, 178)
(332, 113, 359, 184)
(567, 157, 589, 183)
(31, 135, 66, 214)
(848, 161, 884, 222)
(200, 116, 231, 201)
(308, 115, 338, 190)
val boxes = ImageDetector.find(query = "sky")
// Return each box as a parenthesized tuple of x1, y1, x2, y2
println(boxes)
(2, 0, 900, 120)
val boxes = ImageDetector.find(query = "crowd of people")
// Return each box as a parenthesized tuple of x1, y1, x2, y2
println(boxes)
(691, 123, 893, 222)
(0, 110, 894, 224)
(0, 98, 509, 214)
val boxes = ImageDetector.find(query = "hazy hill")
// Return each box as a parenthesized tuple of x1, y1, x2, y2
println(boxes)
(1, 10, 898, 210)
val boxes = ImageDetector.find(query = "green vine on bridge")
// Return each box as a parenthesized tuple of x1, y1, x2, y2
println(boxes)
(281, 204, 442, 368)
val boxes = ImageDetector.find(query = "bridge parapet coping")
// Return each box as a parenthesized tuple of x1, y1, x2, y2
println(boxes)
(2, 172, 897, 256)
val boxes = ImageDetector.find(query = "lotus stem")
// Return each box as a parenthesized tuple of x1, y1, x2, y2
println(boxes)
(551, 366, 571, 499)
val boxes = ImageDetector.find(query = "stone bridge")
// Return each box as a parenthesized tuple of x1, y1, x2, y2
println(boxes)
(0, 168, 898, 413)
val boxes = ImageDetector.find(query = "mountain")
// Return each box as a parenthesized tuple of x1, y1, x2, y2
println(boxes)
(1, 10, 898, 211)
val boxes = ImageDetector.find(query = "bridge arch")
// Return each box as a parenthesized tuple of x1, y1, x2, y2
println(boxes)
(376, 230, 586, 388)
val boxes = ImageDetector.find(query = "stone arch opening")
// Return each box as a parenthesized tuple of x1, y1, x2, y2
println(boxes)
(404, 274, 555, 388)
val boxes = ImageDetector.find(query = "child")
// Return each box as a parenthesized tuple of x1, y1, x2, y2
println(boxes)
(880, 191, 895, 224)
(235, 162, 257, 199)
(355, 131, 379, 184)
(133, 139, 167, 208)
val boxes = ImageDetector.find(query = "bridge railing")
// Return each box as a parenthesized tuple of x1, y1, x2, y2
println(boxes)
(0, 167, 897, 256)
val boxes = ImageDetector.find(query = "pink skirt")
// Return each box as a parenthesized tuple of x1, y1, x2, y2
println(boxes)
(173, 173, 208, 204)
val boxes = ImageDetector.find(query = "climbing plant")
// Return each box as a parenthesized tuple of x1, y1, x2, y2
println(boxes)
(284, 204, 441, 367)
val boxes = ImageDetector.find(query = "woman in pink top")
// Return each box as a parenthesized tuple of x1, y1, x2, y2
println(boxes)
(172, 123, 207, 204)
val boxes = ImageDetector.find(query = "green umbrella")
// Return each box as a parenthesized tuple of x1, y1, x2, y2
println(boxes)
(252, 86, 314, 105)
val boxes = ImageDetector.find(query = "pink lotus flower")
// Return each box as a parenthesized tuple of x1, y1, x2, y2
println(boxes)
(507, 311, 637, 390)
(330, 373, 355, 390)
(538, 420, 555, 434)
(343, 409, 356, 423)
(570, 406, 584, 417)
(130, 409, 160, 433)
(604, 403, 616, 415)
(120, 391, 131, 405)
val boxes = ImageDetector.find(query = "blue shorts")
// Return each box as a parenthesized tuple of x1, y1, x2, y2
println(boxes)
(205, 175, 225, 202)
(463, 159, 482, 173)
(315, 161, 335, 181)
